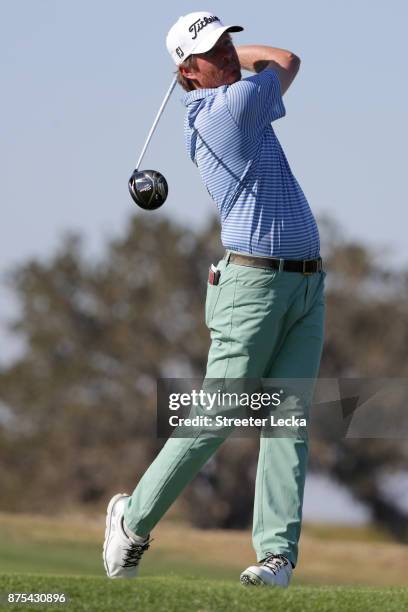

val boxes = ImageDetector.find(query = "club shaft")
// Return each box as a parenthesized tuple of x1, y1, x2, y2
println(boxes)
(136, 76, 178, 171)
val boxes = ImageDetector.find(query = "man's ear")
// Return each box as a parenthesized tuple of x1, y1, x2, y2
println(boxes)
(179, 66, 195, 80)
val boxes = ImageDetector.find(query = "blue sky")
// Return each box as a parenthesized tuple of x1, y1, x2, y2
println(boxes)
(1, 0, 407, 521)
(2, 0, 407, 358)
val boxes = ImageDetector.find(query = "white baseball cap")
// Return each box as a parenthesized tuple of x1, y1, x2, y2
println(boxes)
(166, 11, 244, 66)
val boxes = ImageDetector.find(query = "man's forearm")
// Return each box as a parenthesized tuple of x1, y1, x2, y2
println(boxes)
(235, 45, 299, 74)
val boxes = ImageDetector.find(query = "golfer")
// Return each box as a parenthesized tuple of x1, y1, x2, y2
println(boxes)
(103, 11, 326, 588)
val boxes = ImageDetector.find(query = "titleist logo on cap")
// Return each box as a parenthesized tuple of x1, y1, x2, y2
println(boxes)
(188, 15, 220, 40)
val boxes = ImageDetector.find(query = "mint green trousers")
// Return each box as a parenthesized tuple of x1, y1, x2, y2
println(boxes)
(124, 255, 326, 568)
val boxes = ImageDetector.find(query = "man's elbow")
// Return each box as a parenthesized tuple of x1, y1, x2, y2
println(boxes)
(278, 54, 301, 96)
(288, 54, 301, 78)
(290, 53, 301, 67)
(279, 52, 301, 71)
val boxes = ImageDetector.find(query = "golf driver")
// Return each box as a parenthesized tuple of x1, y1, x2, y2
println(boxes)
(128, 76, 177, 210)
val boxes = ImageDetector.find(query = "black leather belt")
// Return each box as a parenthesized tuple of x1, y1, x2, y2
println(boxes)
(224, 252, 323, 275)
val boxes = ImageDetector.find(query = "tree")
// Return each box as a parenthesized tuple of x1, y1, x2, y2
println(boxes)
(0, 215, 221, 510)
(0, 213, 407, 541)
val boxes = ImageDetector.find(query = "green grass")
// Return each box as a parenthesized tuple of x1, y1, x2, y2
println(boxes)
(0, 536, 237, 582)
(1, 513, 408, 588)
(1, 514, 407, 611)
(0, 575, 407, 612)
(0, 540, 100, 578)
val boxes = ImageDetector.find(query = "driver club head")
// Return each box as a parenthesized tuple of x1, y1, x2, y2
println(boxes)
(128, 169, 168, 210)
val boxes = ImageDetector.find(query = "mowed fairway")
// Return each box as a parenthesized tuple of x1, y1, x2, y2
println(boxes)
(1, 513, 407, 611)
(1, 575, 407, 612)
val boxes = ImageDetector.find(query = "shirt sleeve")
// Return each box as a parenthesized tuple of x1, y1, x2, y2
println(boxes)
(226, 69, 286, 135)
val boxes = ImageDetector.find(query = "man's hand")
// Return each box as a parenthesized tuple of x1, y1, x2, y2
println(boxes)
(235, 45, 301, 95)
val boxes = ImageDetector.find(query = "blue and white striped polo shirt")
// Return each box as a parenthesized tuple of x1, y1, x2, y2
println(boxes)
(183, 69, 320, 259)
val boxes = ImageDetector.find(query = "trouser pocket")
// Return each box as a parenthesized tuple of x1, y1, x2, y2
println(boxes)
(205, 283, 221, 328)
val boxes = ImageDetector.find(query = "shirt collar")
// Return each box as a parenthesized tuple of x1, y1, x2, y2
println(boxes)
(183, 86, 225, 106)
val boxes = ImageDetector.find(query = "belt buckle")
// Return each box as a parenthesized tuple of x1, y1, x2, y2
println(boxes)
(302, 259, 315, 275)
